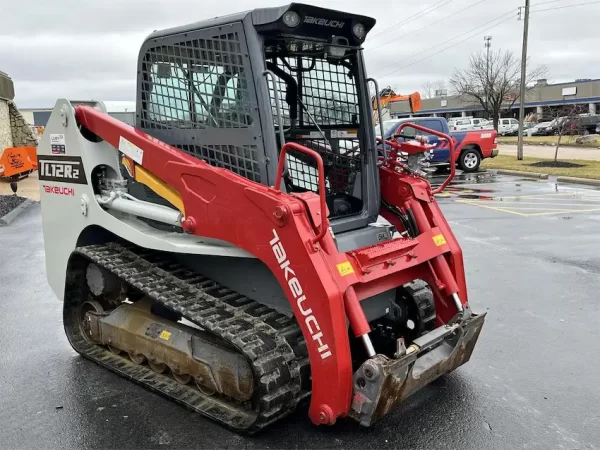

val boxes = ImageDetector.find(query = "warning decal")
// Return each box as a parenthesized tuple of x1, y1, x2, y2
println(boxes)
(336, 261, 355, 277)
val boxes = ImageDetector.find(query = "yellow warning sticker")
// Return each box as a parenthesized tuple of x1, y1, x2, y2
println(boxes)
(433, 234, 447, 246)
(159, 330, 172, 341)
(337, 261, 355, 276)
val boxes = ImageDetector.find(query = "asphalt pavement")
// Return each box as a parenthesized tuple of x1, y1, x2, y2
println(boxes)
(1, 173, 599, 449)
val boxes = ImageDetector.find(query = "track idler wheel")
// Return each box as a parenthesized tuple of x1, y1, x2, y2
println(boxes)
(173, 371, 191, 385)
(108, 345, 122, 355)
(196, 378, 216, 396)
(79, 300, 105, 344)
(149, 361, 167, 374)
(129, 353, 146, 365)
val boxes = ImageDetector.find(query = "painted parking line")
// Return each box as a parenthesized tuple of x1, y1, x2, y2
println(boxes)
(456, 192, 600, 216)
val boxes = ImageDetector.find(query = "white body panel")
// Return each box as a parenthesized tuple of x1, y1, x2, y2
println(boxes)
(38, 99, 254, 301)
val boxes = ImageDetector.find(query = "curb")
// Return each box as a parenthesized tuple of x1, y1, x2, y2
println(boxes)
(0, 199, 35, 226)
(494, 169, 549, 179)
(556, 176, 600, 186)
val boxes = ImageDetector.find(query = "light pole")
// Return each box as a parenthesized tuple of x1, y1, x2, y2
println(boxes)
(484, 36, 492, 75)
(484, 36, 492, 123)
(517, 0, 530, 160)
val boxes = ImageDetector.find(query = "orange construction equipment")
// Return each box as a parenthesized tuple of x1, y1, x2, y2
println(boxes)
(372, 87, 422, 123)
(0, 146, 37, 180)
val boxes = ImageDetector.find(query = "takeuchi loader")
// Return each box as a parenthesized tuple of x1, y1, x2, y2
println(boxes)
(38, 3, 486, 432)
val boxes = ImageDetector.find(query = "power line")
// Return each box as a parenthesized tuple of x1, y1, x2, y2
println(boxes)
(530, 0, 564, 7)
(369, 0, 454, 40)
(377, 13, 516, 78)
(531, 0, 600, 12)
(378, 10, 514, 72)
(375, 9, 515, 78)
(367, 0, 488, 50)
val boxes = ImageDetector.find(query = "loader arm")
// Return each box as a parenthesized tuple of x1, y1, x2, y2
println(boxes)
(74, 105, 485, 426)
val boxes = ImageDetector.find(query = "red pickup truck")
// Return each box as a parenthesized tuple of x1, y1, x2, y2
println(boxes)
(377, 117, 499, 173)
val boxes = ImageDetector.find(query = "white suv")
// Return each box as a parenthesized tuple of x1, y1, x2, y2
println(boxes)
(498, 118, 519, 136)
(449, 118, 493, 131)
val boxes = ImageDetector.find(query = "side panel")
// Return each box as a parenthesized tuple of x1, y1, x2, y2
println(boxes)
(38, 100, 254, 301)
(460, 130, 497, 158)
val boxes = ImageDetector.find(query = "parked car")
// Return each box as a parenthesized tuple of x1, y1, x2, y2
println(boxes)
(498, 118, 519, 136)
(504, 122, 536, 136)
(577, 114, 600, 134)
(546, 116, 580, 136)
(448, 117, 494, 132)
(531, 121, 554, 136)
(376, 117, 498, 173)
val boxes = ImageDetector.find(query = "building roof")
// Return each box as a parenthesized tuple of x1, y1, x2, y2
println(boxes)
(390, 78, 600, 116)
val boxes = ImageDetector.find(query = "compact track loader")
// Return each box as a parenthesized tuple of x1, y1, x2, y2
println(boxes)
(38, 3, 485, 432)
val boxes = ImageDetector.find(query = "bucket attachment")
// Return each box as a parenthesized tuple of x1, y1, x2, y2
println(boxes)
(350, 311, 486, 426)
(0, 146, 37, 179)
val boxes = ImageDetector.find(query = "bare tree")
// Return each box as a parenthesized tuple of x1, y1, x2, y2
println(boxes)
(450, 49, 548, 130)
(544, 104, 585, 161)
(421, 80, 447, 99)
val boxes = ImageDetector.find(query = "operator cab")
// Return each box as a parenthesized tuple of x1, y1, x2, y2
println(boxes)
(135, 4, 380, 234)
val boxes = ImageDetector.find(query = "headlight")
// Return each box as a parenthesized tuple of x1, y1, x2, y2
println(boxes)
(282, 11, 301, 28)
(352, 23, 366, 39)
(0, 164, 4, 174)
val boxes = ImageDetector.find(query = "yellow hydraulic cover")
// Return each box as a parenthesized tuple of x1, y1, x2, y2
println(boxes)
(123, 157, 185, 214)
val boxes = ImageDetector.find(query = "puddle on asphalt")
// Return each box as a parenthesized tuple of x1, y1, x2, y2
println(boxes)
(433, 171, 600, 205)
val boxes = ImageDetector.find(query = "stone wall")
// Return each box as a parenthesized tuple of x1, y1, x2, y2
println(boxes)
(0, 99, 12, 149)
(8, 101, 38, 147)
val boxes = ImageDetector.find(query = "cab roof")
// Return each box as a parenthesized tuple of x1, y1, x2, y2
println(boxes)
(145, 3, 376, 41)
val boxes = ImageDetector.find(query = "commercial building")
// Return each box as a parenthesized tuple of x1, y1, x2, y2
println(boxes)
(20, 107, 135, 127)
(390, 78, 600, 121)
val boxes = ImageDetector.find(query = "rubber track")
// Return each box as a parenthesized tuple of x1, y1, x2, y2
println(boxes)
(63, 242, 310, 433)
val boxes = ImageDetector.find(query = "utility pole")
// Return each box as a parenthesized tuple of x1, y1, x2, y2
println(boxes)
(484, 36, 492, 75)
(517, 0, 530, 160)
(484, 36, 492, 122)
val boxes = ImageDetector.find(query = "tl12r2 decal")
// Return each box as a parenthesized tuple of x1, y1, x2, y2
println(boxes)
(38, 155, 87, 184)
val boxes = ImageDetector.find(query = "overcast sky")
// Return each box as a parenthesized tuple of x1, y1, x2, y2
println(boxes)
(3, 0, 599, 109)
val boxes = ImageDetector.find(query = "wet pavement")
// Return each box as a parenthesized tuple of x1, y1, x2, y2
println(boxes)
(1, 172, 599, 449)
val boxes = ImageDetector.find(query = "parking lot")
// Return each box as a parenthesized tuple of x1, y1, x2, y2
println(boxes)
(1, 172, 599, 449)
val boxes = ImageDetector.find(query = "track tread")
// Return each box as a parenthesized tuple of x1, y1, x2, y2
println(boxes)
(63, 242, 310, 433)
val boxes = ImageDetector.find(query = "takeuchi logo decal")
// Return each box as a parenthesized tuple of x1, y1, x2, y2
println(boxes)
(270, 229, 332, 360)
(303, 16, 345, 29)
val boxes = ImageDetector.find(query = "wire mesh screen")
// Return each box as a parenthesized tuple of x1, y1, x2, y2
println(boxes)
(140, 32, 252, 129)
(267, 53, 362, 199)
(285, 141, 360, 196)
(175, 144, 261, 182)
(267, 55, 359, 128)
(301, 60, 359, 126)
(138, 28, 265, 183)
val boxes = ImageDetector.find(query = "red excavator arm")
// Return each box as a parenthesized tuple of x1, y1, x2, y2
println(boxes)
(372, 88, 422, 124)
